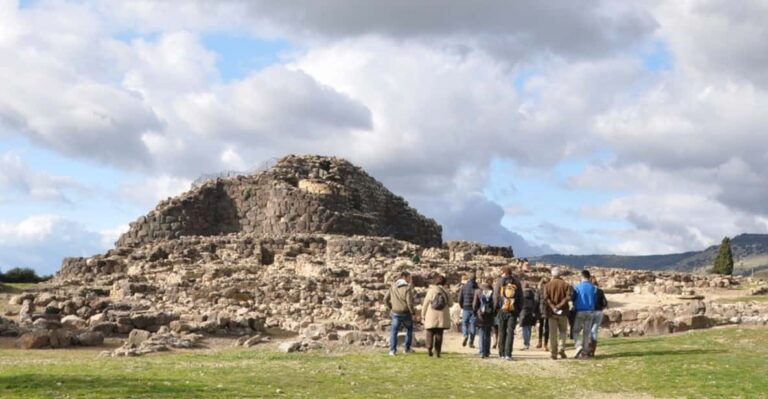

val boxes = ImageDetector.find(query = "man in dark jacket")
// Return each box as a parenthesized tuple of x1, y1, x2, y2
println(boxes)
(458, 271, 479, 348)
(520, 281, 538, 350)
(543, 267, 572, 360)
(589, 277, 609, 357)
(493, 266, 524, 360)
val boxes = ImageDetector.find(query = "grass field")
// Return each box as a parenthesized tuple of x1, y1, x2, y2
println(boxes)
(0, 327, 766, 398)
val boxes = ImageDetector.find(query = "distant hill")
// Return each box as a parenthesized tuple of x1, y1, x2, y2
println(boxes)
(534, 233, 768, 275)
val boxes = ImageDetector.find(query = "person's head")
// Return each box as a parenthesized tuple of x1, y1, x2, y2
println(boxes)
(466, 271, 476, 281)
(399, 271, 411, 283)
(434, 275, 446, 286)
(500, 266, 512, 277)
(551, 267, 561, 278)
(581, 269, 591, 281)
(523, 281, 530, 289)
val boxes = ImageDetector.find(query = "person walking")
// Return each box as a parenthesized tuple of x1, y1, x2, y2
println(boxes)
(543, 267, 572, 360)
(589, 277, 608, 357)
(422, 274, 453, 358)
(536, 277, 550, 350)
(458, 271, 479, 348)
(473, 278, 496, 358)
(520, 281, 538, 350)
(383, 271, 416, 356)
(572, 270, 597, 359)
(493, 266, 523, 360)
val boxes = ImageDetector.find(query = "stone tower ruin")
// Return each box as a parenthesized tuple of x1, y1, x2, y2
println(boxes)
(116, 155, 443, 248)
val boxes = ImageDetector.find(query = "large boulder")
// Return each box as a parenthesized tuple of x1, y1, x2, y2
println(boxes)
(640, 314, 672, 336)
(34, 292, 56, 307)
(48, 329, 73, 348)
(127, 329, 151, 347)
(674, 315, 714, 332)
(74, 331, 105, 346)
(62, 315, 88, 330)
(17, 330, 50, 349)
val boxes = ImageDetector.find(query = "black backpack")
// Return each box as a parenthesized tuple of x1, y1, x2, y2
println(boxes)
(479, 290, 494, 317)
(431, 290, 447, 310)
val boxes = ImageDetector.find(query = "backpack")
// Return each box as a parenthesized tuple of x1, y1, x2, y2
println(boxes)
(479, 290, 494, 317)
(523, 289, 536, 314)
(500, 282, 518, 313)
(431, 290, 447, 310)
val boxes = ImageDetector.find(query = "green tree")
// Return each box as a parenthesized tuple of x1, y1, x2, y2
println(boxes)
(0, 267, 48, 283)
(713, 237, 734, 275)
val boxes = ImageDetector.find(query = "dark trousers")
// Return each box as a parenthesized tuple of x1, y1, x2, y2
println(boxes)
(425, 328, 445, 355)
(497, 312, 517, 358)
(478, 325, 492, 357)
(538, 317, 549, 346)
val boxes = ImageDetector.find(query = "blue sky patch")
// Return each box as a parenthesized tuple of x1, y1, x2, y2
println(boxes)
(202, 34, 294, 81)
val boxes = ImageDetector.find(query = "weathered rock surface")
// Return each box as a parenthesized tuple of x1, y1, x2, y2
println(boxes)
(106, 155, 442, 249)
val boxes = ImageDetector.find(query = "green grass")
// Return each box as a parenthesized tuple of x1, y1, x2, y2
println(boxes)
(0, 282, 40, 293)
(0, 327, 767, 398)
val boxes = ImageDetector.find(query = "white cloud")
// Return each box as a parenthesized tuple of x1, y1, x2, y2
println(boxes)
(99, 224, 129, 248)
(0, 215, 107, 274)
(0, 152, 85, 202)
(2, 0, 767, 259)
(120, 175, 193, 208)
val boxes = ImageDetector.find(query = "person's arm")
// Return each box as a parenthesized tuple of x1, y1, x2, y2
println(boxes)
(472, 291, 480, 313)
(599, 290, 608, 309)
(407, 287, 416, 316)
(554, 284, 571, 310)
(446, 287, 454, 307)
(458, 285, 465, 308)
(514, 280, 524, 315)
(421, 290, 430, 320)
(383, 288, 392, 310)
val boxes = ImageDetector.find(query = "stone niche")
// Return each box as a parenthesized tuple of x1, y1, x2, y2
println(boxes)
(116, 155, 443, 248)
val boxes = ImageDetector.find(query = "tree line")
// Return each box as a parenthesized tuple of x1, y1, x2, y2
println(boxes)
(0, 267, 52, 283)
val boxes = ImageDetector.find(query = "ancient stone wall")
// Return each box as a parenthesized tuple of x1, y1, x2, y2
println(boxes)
(116, 155, 442, 248)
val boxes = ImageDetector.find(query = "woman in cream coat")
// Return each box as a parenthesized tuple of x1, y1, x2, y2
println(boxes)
(421, 275, 453, 357)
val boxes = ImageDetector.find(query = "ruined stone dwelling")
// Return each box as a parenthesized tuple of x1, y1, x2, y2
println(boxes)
(4, 155, 767, 354)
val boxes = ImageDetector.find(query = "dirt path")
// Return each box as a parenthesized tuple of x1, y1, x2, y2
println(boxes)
(439, 329, 555, 360)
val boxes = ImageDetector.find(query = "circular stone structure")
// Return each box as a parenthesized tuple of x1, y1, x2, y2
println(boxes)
(116, 155, 443, 248)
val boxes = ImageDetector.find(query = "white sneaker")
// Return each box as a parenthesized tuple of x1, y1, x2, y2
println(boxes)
(389, 350, 396, 356)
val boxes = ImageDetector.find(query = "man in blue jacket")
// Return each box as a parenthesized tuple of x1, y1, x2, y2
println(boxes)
(572, 269, 597, 359)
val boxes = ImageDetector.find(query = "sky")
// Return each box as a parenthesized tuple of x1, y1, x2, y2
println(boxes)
(2, 0, 768, 274)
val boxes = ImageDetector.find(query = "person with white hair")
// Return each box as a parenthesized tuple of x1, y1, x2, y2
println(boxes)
(543, 267, 572, 360)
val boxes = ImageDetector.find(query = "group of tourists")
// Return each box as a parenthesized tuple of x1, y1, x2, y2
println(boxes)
(384, 266, 608, 360)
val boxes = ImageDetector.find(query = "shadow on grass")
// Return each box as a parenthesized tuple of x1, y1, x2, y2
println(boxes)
(597, 348, 720, 359)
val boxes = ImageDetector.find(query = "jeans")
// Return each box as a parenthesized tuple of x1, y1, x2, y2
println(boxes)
(497, 312, 517, 358)
(478, 325, 492, 357)
(461, 309, 476, 344)
(573, 311, 595, 355)
(522, 325, 532, 347)
(389, 313, 413, 353)
(591, 311, 604, 342)
(548, 315, 568, 357)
